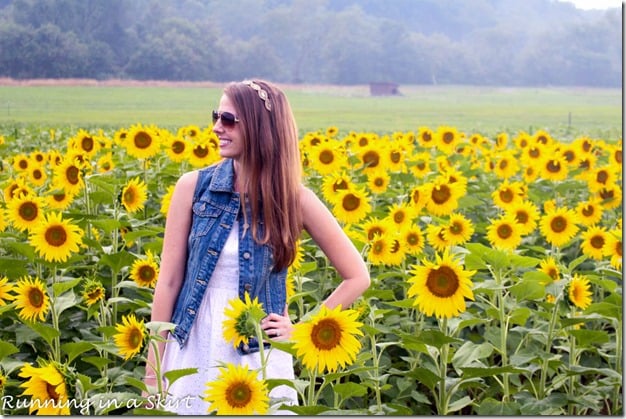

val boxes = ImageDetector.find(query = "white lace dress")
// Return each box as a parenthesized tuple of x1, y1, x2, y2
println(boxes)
(161, 223, 298, 415)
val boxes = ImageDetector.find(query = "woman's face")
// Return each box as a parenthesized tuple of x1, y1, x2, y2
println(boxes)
(213, 94, 244, 161)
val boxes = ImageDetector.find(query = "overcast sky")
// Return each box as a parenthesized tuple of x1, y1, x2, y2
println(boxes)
(557, 0, 623, 9)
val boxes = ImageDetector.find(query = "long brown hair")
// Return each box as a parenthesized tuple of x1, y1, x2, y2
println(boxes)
(224, 79, 302, 271)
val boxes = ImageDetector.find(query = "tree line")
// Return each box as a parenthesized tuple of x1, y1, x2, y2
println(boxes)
(0, 0, 621, 86)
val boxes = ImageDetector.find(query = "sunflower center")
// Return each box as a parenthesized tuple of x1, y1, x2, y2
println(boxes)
(128, 328, 143, 349)
(342, 193, 361, 212)
(550, 215, 567, 233)
(596, 170, 608, 184)
(52, 192, 66, 203)
(362, 151, 380, 169)
(547, 268, 558, 280)
(46, 382, 60, 401)
(407, 232, 420, 246)
(417, 161, 426, 170)
(311, 318, 341, 350)
(528, 147, 540, 158)
(33, 169, 43, 180)
(431, 185, 451, 205)
(393, 211, 405, 224)
(194, 145, 209, 158)
(374, 177, 384, 187)
(563, 150, 575, 162)
(172, 140, 186, 154)
(319, 150, 335, 165)
(499, 188, 514, 203)
(546, 160, 561, 173)
(82, 136, 94, 152)
(449, 221, 463, 235)
(390, 239, 400, 254)
(19, 202, 38, 221)
(390, 150, 401, 163)
(367, 227, 384, 241)
(139, 266, 156, 281)
(426, 266, 460, 298)
(599, 188, 614, 200)
(28, 287, 44, 308)
(372, 240, 385, 255)
(45, 225, 67, 247)
(614, 150, 622, 164)
(66, 165, 80, 185)
(442, 132, 454, 144)
(499, 159, 508, 170)
(421, 132, 432, 143)
(515, 211, 529, 224)
(18, 159, 28, 169)
(590, 235, 605, 249)
(226, 382, 253, 408)
(123, 189, 136, 205)
(497, 224, 513, 239)
(134, 131, 153, 149)
(582, 205, 595, 217)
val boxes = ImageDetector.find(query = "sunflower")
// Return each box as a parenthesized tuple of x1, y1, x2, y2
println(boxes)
(408, 184, 427, 213)
(28, 165, 47, 187)
(492, 180, 525, 209)
(356, 144, 388, 175)
(424, 179, 464, 217)
(385, 202, 415, 230)
(444, 213, 475, 246)
(539, 256, 560, 282)
(426, 224, 451, 252)
(585, 165, 617, 193)
(164, 135, 190, 163)
(160, 184, 176, 216)
(292, 304, 363, 373)
(417, 126, 436, 148)
(367, 234, 392, 266)
(409, 152, 432, 178)
(308, 140, 348, 175)
(53, 157, 85, 195)
(13, 276, 50, 322)
(18, 361, 70, 415)
(539, 154, 569, 182)
(604, 229, 622, 270)
(568, 274, 592, 310)
(540, 207, 579, 247)
(386, 143, 407, 173)
(493, 150, 520, 179)
(82, 279, 106, 307)
(367, 169, 391, 194)
(223, 293, 267, 349)
(96, 152, 115, 173)
(45, 188, 76, 211)
(121, 177, 148, 213)
(68, 128, 100, 159)
(129, 251, 159, 288)
(361, 217, 389, 242)
(402, 224, 425, 256)
(486, 215, 523, 251)
(580, 226, 608, 261)
(596, 185, 622, 210)
(574, 198, 604, 227)
(435, 125, 462, 155)
(321, 172, 354, 205)
(188, 137, 218, 168)
(407, 249, 475, 319)
(0, 276, 14, 306)
(507, 200, 540, 236)
(124, 123, 161, 160)
(6, 194, 46, 232)
(113, 314, 146, 359)
(332, 188, 371, 224)
(29, 211, 84, 263)
(204, 363, 269, 415)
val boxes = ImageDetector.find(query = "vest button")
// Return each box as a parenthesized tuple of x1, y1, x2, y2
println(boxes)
(244, 283, 252, 291)
(243, 252, 251, 259)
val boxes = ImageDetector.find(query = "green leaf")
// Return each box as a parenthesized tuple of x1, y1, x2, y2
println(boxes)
(448, 395, 473, 413)
(0, 257, 30, 277)
(509, 307, 533, 326)
(163, 367, 198, 386)
(61, 341, 94, 364)
(281, 405, 333, 415)
(333, 381, 368, 399)
(52, 277, 82, 297)
(54, 291, 79, 316)
(452, 341, 493, 369)
(510, 277, 545, 301)
(0, 341, 19, 361)
(82, 356, 113, 370)
(408, 367, 441, 390)
(417, 329, 461, 349)
(25, 321, 60, 345)
(585, 301, 622, 320)
(475, 398, 521, 415)
(460, 365, 526, 379)
(567, 329, 609, 346)
(99, 250, 136, 276)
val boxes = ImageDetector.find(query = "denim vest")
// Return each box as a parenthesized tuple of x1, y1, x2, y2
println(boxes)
(170, 158, 287, 355)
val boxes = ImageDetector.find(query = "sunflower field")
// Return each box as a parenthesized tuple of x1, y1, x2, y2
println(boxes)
(0, 121, 621, 415)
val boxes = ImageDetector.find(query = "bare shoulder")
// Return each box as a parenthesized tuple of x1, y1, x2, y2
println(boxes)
(168, 170, 199, 213)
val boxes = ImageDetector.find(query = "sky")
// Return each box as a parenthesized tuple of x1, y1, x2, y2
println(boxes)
(557, 0, 623, 9)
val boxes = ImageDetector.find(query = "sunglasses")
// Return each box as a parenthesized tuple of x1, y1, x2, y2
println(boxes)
(212, 110, 240, 128)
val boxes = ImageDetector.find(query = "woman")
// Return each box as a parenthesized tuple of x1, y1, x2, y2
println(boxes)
(143, 79, 370, 414)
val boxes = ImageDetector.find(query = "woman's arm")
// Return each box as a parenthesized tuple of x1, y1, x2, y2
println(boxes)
(300, 185, 370, 309)
(144, 170, 198, 384)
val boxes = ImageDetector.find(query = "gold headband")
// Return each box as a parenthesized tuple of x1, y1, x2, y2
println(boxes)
(242, 80, 272, 111)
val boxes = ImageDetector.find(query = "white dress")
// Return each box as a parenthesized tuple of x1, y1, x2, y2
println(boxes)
(161, 223, 298, 415)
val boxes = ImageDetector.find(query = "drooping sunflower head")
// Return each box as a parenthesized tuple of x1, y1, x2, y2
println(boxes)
(82, 279, 106, 307)
(130, 251, 160, 288)
(407, 249, 476, 319)
(539, 256, 561, 283)
(567, 274, 592, 310)
(203, 363, 269, 415)
(113, 314, 146, 360)
(29, 211, 84, 263)
(13, 276, 50, 322)
(222, 292, 267, 349)
(18, 361, 70, 415)
(120, 177, 148, 214)
(292, 305, 364, 373)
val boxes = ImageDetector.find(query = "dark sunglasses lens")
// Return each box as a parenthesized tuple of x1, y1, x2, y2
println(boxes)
(212, 110, 219, 124)
(220, 112, 237, 127)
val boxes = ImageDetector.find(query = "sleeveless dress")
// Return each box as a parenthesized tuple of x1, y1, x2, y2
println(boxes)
(161, 223, 298, 415)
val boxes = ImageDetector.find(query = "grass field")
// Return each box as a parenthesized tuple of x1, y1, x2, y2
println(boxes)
(0, 83, 621, 139)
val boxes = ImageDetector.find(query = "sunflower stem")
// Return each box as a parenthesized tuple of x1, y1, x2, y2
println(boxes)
(307, 367, 318, 406)
(496, 272, 510, 402)
(253, 322, 268, 381)
(437, 317, 449, 415)
(539, 293, 561, 399)
(50, 269, 61, 363)
(567, 308, 577, 415)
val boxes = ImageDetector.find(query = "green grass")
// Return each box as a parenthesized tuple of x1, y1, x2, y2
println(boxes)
(0, 84, 621, 139)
